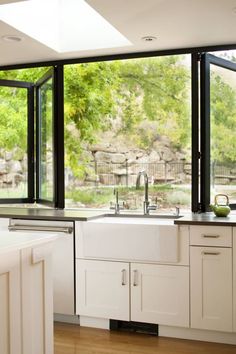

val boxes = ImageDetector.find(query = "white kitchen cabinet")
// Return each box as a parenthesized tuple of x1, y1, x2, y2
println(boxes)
(76, 259, 189, 327)
(0, 250, 21, 354)
(76, 222, 190, 326)
(190, 246, 232, 332)
(233, 228, 236, 332)
(8, 218, 75, 315)
(0, 235, 55, 354)
(131, 263, 189, 327)
(76, 259, 130, 321)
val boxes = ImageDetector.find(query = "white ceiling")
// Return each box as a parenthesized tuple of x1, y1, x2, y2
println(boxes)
(0, 0, 236, 66)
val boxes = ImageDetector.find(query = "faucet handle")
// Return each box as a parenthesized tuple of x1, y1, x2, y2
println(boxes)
(147, 204, 158, 211)
(175, 206, 180, 216)
(110, 191, 125, 214)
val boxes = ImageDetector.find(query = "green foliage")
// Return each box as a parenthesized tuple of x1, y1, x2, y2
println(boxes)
(0, 67, 50, 152)
(211, 73, 236, 163)
(64, 62, 120, 176)
(0, 86, 28, 150)
(65, 184, 175, 208)
(117, 56, 191, 149)
(66, 187, 114, 206)
(166, 189, 190, 206)
(1, 55, 236, 177)
(64, 56, 191, 177)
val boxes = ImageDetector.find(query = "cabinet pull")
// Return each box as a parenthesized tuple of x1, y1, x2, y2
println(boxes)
(133, 270, 138, 286)
(121, 269, 126, 286)
(202, 251, 220, 256)
(202, 234, 220, 238)
(8, 224, 73, 234)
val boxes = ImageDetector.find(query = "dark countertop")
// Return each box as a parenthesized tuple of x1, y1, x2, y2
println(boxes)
(174, 213, 236, 226)
(0, 207, 106, 221)
(0, 207, 236, 225)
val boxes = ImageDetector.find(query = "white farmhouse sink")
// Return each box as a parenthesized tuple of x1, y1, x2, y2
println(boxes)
(92, 216, 176, 225)
(76, 216, 179, 263)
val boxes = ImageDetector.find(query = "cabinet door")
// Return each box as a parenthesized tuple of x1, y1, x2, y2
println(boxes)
(131, 263, 189, 327)
(0, 251, 21, 354)
(233, 229, 236, 332)
(76, 259, 129, 320)
(191, 246, 232, 332)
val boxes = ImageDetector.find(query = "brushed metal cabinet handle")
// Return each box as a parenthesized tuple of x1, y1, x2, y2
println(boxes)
(202, 234, 220, 238)
(8, 225, 73, 234)
(121, 269, 126, 286)
(202, 251, 220, 256)
(133, 270, 138, 286)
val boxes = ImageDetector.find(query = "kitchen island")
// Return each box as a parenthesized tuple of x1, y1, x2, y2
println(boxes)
(0, 230, 57, 354)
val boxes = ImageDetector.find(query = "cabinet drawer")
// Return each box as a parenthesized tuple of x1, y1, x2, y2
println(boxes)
(190, 226, 232, 247)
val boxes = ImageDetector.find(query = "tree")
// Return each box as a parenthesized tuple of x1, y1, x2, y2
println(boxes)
(211, 73, 236, 163)
(0, 67, 48, 152)
(116, 56, 191, 149)
(64, 62, 120, 176)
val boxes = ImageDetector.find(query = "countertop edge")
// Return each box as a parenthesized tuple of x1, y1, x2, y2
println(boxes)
(1, 209, 236, 225)
(174, 219, 236, 226)
(0, 233, 58, 255)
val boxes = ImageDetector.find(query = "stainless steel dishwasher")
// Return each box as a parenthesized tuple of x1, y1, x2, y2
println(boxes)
(9, 218, 75, 315)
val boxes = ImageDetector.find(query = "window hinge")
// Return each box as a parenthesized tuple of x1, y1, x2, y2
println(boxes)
(198, 202, 202, 212)
(197, 53, 202, 62)
(198, 151, 202, 159)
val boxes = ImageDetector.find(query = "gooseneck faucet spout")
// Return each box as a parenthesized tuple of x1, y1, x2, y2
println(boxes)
(136, 170, 157, 215)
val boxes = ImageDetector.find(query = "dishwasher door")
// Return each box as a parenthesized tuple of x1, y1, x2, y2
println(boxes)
(9, 219, 75, 315)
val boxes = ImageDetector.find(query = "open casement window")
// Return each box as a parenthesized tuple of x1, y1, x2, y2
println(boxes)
(0, 79, 34, 203)
(36, 66, 64, 208)
(198, 53, 236, 212)
(36, 69, 55, 206)
(0, 66, 64, 207)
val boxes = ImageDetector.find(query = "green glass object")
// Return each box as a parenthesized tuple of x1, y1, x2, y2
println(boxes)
(210, 194, 231, 217)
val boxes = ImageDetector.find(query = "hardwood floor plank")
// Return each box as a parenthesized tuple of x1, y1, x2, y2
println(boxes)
(54, 322, 236, 354)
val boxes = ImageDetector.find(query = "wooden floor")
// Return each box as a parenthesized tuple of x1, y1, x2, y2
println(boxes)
(54, 322, 236, 354)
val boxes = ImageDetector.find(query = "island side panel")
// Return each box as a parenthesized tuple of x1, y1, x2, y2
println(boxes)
(21, 242, 54, 354)
(0, 250, 21, 354)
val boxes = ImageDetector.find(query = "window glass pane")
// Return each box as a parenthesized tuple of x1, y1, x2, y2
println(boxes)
(210, 63, 236, 204)
(38, 78, 54, 201)
(0, 85, 28, 198)
(209, 50, 236, 61)
(64, 55, 191, 213)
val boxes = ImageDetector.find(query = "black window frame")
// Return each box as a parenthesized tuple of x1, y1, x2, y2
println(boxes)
(0, 44, 236, 211)
(35, 65, 64, 208)
(0, 78, 34, 204)
(199, 53, 236, 212)
(0, 65, 64, 207)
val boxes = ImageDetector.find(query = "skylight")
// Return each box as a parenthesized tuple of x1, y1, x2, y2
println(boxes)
(0, 0, 131, 53)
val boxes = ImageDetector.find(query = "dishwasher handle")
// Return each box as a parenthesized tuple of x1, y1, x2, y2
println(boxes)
(8, 223, 73, 234)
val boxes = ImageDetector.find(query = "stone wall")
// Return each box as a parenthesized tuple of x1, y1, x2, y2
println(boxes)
(0, 148, 27, 188)
(75, 136, 192, 187)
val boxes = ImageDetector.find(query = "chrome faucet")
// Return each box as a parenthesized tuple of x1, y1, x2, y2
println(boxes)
(110, 188, 124, 214)
(136, 170, 157, 215)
